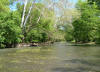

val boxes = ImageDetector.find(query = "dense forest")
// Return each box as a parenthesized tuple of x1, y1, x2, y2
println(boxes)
(0, 0, 64, 48)
(0, 0, 100, 48)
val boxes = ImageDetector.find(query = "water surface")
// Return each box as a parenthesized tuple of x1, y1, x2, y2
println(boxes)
(0, 42, 100, 72)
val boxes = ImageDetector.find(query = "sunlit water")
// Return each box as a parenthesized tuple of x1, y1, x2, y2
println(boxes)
(0, 42, 100, 72)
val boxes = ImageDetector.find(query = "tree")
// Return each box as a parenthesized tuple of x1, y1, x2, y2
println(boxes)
(0, 0, 9, 12)
(72, 1, 99, 43)
(88, 0, 100, 43)
(0, 0, 23, 48)
(24, 3, 56, 42)
(0, 11, 22, 48)
(88, 0, 100, 9)
(16, 2, 56, 43)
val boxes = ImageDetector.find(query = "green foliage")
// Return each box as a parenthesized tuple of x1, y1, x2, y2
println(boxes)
(88, 0, 100, 9)
(72, 1, 100, 43)
(0, 1, 57, 48)
(0, 12, 22, 48)
(0, 0, 9, 12)
(23, 3, 56, 43)
(0, 0, 65, 48)
(25, 29, 48, 43)
(64, 25, 74, 41)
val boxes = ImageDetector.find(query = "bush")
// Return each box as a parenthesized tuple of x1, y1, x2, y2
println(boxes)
(0, 12, 22, 48)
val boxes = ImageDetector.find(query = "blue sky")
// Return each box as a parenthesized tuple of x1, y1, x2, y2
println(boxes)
(9, 0, 78, 11)
(9, 1, 18, 11)
(72, 0, 78, 3)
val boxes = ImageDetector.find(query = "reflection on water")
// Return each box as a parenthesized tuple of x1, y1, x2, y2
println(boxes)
(0, 42, 100, 72)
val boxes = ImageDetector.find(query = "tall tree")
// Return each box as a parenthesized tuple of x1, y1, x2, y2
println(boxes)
(72, 0, 99, 43)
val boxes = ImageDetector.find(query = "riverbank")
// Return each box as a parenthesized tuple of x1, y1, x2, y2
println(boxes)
(1, 41, 100, 49)
(16, 41, 54, 48)
(68, 42, 100, 46)
(17, 41, 100, 48)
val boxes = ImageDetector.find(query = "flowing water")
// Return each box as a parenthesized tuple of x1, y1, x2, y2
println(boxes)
(0, 42, 100, 72)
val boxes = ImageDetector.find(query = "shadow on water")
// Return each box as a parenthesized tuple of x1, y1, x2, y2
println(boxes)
(63, 59, 100, 66)
(52, 67, 91, 72)
(52, 58, 100, 72)
(52, 67, 100, 72)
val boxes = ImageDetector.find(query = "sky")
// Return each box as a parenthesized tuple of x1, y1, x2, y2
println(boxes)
(69, 0, 78, 8)
(72, 0, 78, 3)
(9, 1, 18, 11)
(9, 0, 78, 11)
